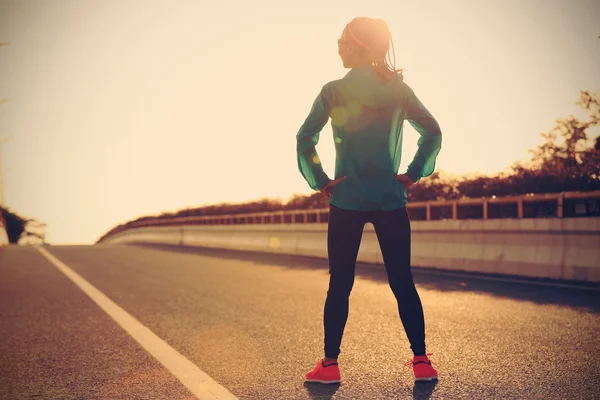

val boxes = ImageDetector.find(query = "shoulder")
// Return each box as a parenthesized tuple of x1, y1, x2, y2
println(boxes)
(321, 79, 344, 95)
(396, 79, 418, 104)
(318, 79, 345, 106)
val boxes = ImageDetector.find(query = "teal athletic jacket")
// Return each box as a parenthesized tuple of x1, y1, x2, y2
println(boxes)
(296, 64, 442, 211)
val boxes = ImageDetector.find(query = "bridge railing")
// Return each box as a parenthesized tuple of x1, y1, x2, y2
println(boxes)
(112, 190, 599, 234)
(99, 190, 600, 282)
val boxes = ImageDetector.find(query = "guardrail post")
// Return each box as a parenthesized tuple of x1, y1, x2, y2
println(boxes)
(517, 198, 523, 219)
(426, 203, 431, 221)
(452, 201, 458, 220)
(557, 193, 564, 218)
(483, 199, 488, 220)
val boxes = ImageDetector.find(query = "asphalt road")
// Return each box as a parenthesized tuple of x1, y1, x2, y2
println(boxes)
(1, 244, 599, 400)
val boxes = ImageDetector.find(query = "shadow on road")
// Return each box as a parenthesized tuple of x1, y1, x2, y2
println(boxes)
(303, 382, 340, 400)
(301, 380, 436, 400)
(134, 244, 600, 313)
(413, 380, 438, 400)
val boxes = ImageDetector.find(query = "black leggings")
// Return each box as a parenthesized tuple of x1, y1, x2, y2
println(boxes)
(324, 204, 426, 358)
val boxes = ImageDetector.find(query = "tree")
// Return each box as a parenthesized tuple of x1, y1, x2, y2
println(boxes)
(0, 207, 47, 244)
(523, 90, 600, 190)
(408, 171, 460, 201)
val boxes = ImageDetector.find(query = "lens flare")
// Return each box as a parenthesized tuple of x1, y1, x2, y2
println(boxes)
(347, 100, 362, 117)
(269, 237, 281, 249)
(331, 106, 349, 127)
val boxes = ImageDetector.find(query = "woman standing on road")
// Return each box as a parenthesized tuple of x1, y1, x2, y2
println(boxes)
(296, 17, 442, 384)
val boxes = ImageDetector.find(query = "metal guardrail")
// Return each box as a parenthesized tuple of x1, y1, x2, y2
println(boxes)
(107, 191, 600, 236)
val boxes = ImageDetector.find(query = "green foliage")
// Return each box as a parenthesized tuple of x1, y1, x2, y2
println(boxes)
(524, 90, 599, 187)
(0, 207, 46, 244)
(0, 207, 25, 243)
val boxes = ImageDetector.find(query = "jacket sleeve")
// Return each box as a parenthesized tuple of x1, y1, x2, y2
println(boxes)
(402, 83, 443, 183)
(296, 85, 332, 191)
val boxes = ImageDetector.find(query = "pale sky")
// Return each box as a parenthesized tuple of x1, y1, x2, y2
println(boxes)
(0, 0, 599, 244)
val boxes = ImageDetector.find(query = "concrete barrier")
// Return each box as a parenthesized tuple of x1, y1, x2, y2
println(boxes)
(107, 226, 182, 246)
(102, 217, 600, 283)
(408, 218, 600, 281)
(0, 214, 8, 246)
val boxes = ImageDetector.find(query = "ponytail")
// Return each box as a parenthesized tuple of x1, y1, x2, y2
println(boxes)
(372, 19, 401, 82)
(347, 17, 402, 82)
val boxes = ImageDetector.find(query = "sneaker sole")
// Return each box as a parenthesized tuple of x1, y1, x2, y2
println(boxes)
(305, 379, 341, 384)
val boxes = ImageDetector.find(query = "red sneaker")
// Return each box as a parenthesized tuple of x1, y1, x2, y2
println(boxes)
(305, 359, 341, 384)
(405, 353, 438, 382)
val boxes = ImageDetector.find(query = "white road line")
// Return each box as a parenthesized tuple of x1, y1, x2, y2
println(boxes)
(35, 246, 238, 400)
